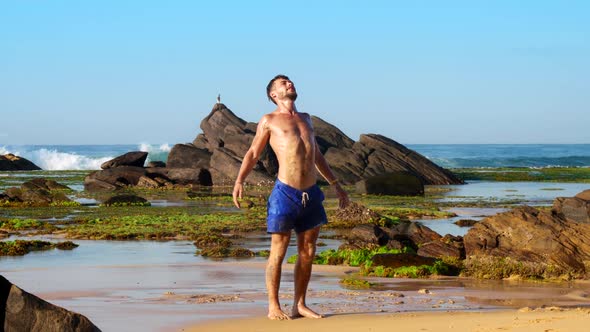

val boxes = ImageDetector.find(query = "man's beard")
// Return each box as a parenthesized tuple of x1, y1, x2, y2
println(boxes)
(286, 91, 298, 101)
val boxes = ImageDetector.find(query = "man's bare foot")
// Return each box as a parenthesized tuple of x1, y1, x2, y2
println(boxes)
(268, 307, 291, 320)
(292, 304, 324, 319)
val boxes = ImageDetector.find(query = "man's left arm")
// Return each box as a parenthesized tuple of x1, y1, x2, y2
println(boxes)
(314, 140, 350, 208)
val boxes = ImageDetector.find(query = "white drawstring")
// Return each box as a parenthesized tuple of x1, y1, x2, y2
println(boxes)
(301, 192, 309, 208)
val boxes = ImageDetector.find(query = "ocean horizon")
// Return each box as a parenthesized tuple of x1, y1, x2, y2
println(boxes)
(1, 143, 590, 171)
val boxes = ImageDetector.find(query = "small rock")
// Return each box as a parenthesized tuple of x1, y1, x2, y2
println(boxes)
(454, 219, 479, 227)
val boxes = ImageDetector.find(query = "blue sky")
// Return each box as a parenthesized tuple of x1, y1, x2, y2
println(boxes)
(1, 1, 588, 145)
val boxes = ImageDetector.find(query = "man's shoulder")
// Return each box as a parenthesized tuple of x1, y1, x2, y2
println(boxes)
(298, 112, 312, 123)
(260, 112, 277, 123)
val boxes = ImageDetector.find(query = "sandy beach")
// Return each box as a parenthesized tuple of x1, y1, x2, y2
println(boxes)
(190, 307, 590, 332)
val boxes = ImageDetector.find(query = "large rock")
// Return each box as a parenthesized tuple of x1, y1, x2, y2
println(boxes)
(165, 168, 213, 186)
(417, 234, 465, 259)
(346, 224, 391, 249)
(333, 202, 384, 228)
(0, 154, 41, 171)
(193, 103, 278, 182)
(84, 166, 147, 192)
(1, 275, 101, 331)
(146, 161, 166, 168)
(387, 220, 443, 248)
(575, 189, 590, 201)
(464, 205, 590, 278)
(324, 133, 463, 185)
(100, 151, 148, 169)
(360, 134, 461, 184)
(552, 191, 590, 224)
(311, 116, 355, 153)
(21, 178, 71, 192)
(181, 103, 462, 187)
(209, 148, 273, 185)
(199, 103, 248, 150)
(101, 194, 149, 207)
(2, 179, 72, 206)
(340, 220, 443, 252)
(355, 171, 424, 196)
(166, 144, 211, 169)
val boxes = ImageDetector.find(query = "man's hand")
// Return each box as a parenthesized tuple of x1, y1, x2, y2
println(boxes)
(232, 182, 244, 208)
(334, 184, 350, 209)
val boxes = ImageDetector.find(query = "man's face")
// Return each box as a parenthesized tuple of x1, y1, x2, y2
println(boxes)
(272, 78, 297, 102)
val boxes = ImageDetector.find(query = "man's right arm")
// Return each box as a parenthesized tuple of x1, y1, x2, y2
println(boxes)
(232, 115, 271, 208)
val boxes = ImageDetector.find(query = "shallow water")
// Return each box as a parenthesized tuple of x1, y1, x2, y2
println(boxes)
(438, 181, 588, 205)
(417, 207, 507, 237)
(2, 176, 590, 331)
(420, 181, 588, 236)
(3, 237, 590, 332)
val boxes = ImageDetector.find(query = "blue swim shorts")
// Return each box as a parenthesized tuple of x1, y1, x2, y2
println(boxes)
(266, 179, 328, 234)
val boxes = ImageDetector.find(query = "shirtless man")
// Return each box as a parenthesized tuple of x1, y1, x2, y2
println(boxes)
(232, 74, 349, 320)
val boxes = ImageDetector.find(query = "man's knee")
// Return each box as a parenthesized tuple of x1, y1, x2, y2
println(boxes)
(297, 245, 316, 261)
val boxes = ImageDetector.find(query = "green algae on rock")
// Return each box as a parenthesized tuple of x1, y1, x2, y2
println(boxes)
(0, 240, 79, 256)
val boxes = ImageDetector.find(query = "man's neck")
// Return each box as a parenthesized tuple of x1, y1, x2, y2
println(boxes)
(276, 99, 297, 115)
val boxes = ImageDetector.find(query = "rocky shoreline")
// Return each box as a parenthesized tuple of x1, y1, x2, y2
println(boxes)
(82, 103, 462, 192)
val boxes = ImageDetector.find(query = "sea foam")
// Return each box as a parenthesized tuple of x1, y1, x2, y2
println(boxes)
(0, 146, 112, 170)
(31, 149, 112, 170)
(139, 143, 171, 163)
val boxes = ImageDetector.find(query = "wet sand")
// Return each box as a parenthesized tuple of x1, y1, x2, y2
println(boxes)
(6, 255, 590, 332)
(2, 183, 590, 331)
(190, 307, 590, 332)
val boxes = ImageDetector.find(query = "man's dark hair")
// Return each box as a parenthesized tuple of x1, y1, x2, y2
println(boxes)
(266, 74, 290, 105)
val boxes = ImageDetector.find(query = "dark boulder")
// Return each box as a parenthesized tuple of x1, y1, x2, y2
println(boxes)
(146, 161, 166, 168)
(386, 221, 443, 248)
(84, 166, 146, 191)
(464, 205, 590, 278)
(0, 154, 41, 171)
(199, 103, 247, 150)
(323, 147, 367, 184)
(166, 144, 211, 169)
(3, 179, 73, 206)
(417, 234, 465, 259)
(136, 176, 161, 188)
(371, 253, 437, 269)
(165, 168, 213, 186)
(552, 196, 590, 224)
(1, 275, 101, 331)
(222, 124, 254, 155)
(100, 151, 148, 169)
(209, 148, 273, 185)
(339, 220, 443, 252)
(7, 188, 52, 205)
(333, 201, 383, 227)
(21, 178, 71, 192)
(355, 171, 424, 196)
(347, 224, 390, 249)
(454, 219, 479, 227)
(181, 102, 461, 186)
(101, 194, 149, 207)
(362, 134, 462, 185)
(311, 116, 355, 153)
(82, 178, 118, 192)
(192, 133, 209, 150)
(323, 134, 463, 185)
(192, 103, 278, 182)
